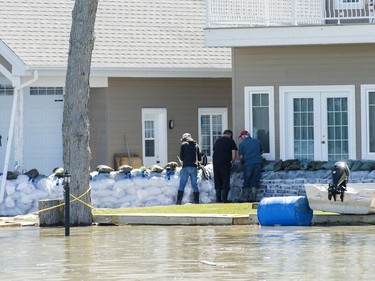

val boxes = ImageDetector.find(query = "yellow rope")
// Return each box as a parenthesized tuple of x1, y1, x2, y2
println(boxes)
(26, 185, 105, 216)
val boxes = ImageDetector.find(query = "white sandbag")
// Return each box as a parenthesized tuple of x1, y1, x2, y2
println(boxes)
(136, 189, 148, 201)
(148, 176, 164, 187)
(15, 193, 33, 213)
(162, 185, 178, 197)
(4, 196, 15, 208)
(113, 188, 126, 199)
(120, 194, 137, 203)
(16, 181, 36, 195)
(92, 188, 113, 199)
(14, 174, 29, 184)
(144, 186, 162, 196)
(5, 181, 16, 195)
(91, 178, 115, 191)
(132, 177, 151, 188)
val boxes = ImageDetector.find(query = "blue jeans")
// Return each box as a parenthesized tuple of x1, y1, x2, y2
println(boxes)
(243, 164, 262, 189)
(179, 166, 199, 192)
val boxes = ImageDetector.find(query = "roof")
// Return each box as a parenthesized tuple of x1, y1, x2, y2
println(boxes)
(0, 0, 231, 71)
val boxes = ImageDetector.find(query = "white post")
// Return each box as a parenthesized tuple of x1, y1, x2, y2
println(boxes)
(0, 71, 38, 203)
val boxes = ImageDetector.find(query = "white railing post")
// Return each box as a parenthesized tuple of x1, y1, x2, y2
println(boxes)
(292, 0, 297, 25)
(205, 0, 210, 28)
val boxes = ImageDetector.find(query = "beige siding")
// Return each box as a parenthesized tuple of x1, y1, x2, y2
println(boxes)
(233, 43, 375, 159)
(94, 78, 231, 168)
(89, 88, 109, 169)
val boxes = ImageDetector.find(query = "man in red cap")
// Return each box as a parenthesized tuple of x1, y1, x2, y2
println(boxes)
(238, 130, 263, 202)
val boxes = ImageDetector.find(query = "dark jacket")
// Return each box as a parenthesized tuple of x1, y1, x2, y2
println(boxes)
(213, 136, 238, 166)
(180, 140, 201, 168)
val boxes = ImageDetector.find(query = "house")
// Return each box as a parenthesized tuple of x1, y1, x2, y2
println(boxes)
(0, 0, 232, 176)
(204, 0, 375, 163)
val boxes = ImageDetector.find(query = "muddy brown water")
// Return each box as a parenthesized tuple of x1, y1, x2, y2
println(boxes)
(1, 225, 375, 280)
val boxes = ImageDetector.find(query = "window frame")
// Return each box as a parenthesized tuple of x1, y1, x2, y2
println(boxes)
(280, 85, 356, 161)
(198, 107, 228, 160)
(244, 86, 275, 160)
(335, 0, 364, 9)
(361, 84, 375, 159)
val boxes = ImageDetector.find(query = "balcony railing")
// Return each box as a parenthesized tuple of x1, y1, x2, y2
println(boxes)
(205, 0, 375, 27)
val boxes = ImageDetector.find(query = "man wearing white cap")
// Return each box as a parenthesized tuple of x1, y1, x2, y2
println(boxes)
(176, 133, 201, 204)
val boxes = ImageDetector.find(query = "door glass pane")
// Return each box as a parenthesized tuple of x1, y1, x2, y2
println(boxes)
(144, 120, 155, 157)
(327, 97, 349, 161)
(200, 114, 223, 157)
(252, 94, 270, 153)
(369, 92, 375, 152)
(200, 115, 211, 156)
(293, 98, 314, 160)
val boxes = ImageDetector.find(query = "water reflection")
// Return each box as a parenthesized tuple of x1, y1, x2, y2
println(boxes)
(1, 225, 375, 280)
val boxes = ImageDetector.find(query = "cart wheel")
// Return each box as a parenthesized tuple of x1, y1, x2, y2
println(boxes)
(333, 193, 337, 202)
(340, 191, 344, 202)
(328, 193, 332, 201)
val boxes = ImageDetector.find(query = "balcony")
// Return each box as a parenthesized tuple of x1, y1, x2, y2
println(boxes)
(204, 0, 375, 47)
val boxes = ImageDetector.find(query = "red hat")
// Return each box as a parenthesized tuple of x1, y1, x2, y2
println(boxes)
(238, 130, 249, 137)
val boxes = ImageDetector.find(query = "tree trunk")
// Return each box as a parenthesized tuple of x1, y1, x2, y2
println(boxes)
(63, 0, 98, 226)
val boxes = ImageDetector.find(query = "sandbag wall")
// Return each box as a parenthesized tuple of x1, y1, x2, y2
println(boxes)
(1, 162, 375, 216)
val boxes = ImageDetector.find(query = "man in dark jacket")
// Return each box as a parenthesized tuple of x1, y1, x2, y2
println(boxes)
(176, 133, 201, 204)
(213, 129, 237, 203)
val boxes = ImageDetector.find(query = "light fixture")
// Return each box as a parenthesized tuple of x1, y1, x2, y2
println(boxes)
(168, 120, 174, 129)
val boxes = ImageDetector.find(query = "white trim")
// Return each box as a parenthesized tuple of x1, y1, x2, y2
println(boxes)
(244, 86, 275, 160)
(0, 39, 26, 76)
(204, 25, 375, 47)
(280, 85, 356, 161)
(361, 84, 375, 160)
(29, 67, 232, 79)
(198, 107, 228, 159)
(141, 108, 168, 168)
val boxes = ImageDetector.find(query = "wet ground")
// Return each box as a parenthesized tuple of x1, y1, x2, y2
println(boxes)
(1, 224, 375, 280)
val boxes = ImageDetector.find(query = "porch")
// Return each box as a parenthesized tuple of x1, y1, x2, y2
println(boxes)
(206, 0, 375, 27)
(205, 0, 375, 47)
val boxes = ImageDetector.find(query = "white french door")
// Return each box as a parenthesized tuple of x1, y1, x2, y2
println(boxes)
(142, 108, 167, 168)
(281, 86, 356, 161)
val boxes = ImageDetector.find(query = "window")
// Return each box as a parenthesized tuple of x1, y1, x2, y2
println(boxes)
(0, 84, 13, 95)
(144, 120, 155, 157)
(335, 0, 364, 9)
(245, 87, 275, 160)
(361, 85, 375, 159)
(30, 87, 63, 95)
(198, 108, 228, 158)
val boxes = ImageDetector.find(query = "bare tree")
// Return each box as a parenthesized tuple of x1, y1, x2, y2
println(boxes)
(63, 0, 99, 226)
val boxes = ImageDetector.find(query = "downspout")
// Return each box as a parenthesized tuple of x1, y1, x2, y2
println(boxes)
(0, 70, 38, 203)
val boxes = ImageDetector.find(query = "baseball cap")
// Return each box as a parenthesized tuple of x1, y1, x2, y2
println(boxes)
(180, 133, 191, 141)
(238, 130, 249, 137)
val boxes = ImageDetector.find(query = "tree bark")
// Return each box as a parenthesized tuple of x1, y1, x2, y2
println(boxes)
(63, 0, 98, 226)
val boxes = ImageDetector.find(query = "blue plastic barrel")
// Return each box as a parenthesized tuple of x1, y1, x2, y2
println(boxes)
(257, 196, 313, 226)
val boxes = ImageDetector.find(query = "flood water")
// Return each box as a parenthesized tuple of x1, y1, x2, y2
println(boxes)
(1, 224, 375, 280)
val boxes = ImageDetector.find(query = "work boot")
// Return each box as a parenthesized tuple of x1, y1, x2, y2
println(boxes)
(251, 187, 258, 202)
(221, 189, 229, 203)
(241, 188, 250, 202)
(193, 192, 200, 204)
(216, 188, 222, 203)
(176, 190, 184, 205)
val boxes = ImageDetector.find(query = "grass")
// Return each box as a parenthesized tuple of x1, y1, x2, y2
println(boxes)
(93, 203, 338, 216)
(93, 203, 256, 215)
